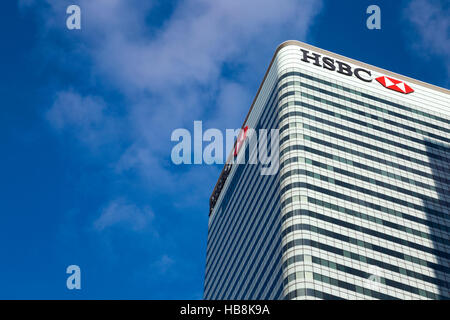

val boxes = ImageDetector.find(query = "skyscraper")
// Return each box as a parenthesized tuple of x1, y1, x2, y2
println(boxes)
(204, 40, 449, 300)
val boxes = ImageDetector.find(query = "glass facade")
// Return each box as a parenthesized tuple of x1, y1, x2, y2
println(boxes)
(204, 78, 283, 299)
(204, 41, 449, 300)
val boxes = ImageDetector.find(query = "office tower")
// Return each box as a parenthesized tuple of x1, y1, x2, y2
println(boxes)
(204, 40, 449, 300)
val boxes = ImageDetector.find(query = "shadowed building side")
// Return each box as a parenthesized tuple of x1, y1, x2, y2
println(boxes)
(423, 139, 450, 299)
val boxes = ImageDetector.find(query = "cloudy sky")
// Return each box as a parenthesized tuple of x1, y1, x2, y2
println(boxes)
(0, 0, 448, 298)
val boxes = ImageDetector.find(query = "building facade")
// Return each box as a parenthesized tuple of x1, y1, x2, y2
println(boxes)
(204, 41, 449, 300)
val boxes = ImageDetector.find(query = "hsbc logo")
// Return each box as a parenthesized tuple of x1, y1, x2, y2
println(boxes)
(234, 126, 248, 157)
(299, 48, 414, 94)
(375, 76, 414, 94)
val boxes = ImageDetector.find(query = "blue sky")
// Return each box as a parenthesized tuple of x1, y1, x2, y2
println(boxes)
(0, 0, 448, 299)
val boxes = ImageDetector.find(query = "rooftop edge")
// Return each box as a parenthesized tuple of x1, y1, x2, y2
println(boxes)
(209, 40, 449, 216)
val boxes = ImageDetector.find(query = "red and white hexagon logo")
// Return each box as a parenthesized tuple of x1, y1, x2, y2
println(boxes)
(234, 126, 248, 157)
(375, 76, 414, 94)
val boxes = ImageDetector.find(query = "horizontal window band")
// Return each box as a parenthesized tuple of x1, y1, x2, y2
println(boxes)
(278, 143, 450, 187)
(280, 181, 449, 234)
(284, 288, 345, 300)
(315, 256, 445, 299)
(280, 145, 450, 191)
(278, 71, 450, 129)
(279, 95, 450, 151)
(281, 176, 448, 220)
(297, 82, 450, 135)
(280, 211, 449, 260)
(279, 108, 450, 166)
(305, 196, 449, 245)
(282, 249, 448, 291)
(283, 255, 446, 299)
(319, 271, 399, 299)
(282, 235, 450, 274)
(280, 130, 449, 178)
(281, 155, 448, 198)
(281, 163, 449, 210)
(279, 88, 449, 144)
(278, 88, 450, 147)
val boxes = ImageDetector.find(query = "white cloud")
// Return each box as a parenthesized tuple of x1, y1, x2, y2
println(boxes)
(404, 0, 450, 76)
(46, 90, 119, 149)
(32, 0, 323, 204)
(94, 198, 155, 231)
(153, 254, 175, 274)
(91, 0, 321, 185)
(80, 0, 322, 92)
